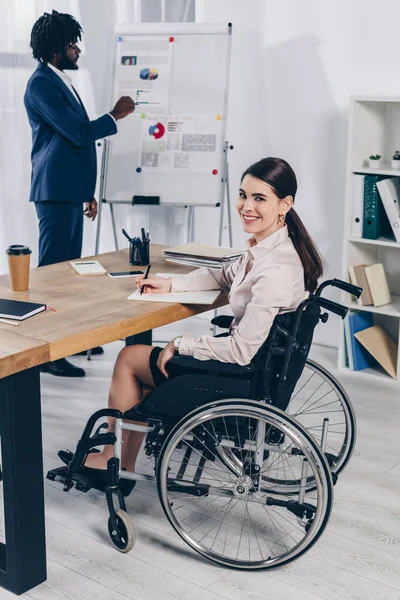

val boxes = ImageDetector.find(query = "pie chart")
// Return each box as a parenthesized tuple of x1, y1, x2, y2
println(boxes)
(148, 122, 165, 139)
(140, 67, 159, 81)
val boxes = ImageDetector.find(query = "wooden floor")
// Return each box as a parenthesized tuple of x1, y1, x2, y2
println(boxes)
(0, 316, 399, 599)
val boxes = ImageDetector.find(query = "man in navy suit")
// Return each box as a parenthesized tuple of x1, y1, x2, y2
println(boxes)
(25, 11, 134, 377)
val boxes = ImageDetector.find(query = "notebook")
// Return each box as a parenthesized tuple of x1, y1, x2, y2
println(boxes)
(0, 299, 46, 321)
(163, 242, 244, 261)
(127, 290, 221, 305)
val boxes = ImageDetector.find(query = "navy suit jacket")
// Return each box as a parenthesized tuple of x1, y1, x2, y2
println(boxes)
(24, 63, 117, 203)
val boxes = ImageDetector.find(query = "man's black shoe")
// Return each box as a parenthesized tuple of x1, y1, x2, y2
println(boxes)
(74, 346, 104, 357)
(40, 358, 86, 377)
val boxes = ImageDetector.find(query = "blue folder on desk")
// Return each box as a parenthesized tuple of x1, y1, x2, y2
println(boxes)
(347, 312, 376, 370)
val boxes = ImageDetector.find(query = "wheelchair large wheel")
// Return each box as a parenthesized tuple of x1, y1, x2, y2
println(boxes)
(156, 399, 333, 570)
(287, 359, 356, 476)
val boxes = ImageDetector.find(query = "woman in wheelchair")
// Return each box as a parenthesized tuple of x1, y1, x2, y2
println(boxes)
(85, 157, 323, 474)
(52, 156, 359, 565)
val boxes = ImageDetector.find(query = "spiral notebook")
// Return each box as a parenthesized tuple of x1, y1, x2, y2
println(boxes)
(127, 290, 221, 305)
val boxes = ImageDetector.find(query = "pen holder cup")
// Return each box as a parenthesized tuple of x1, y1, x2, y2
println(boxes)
(129, 240, 150, 266)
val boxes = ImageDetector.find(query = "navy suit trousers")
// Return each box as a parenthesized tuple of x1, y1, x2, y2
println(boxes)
(35, 202, 83, 267)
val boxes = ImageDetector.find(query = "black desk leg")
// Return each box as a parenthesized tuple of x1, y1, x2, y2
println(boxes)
(0, 367, 46, 595)
(125, 330, 152, 346)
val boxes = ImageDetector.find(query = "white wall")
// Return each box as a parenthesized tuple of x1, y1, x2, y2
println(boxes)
(3, 0, 400, 346)
(196, 0, 400, 346)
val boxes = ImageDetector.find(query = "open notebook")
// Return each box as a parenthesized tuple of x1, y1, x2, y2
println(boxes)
(127, 289, 221, 305)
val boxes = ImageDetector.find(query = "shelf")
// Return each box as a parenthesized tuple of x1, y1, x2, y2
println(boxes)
(346, 295, 400, 317)
(338, 365, 398, 384)
(352, 164, 400, 176)
(349, 236, 399, 248)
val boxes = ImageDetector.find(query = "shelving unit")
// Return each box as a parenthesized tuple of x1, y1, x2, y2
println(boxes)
(339, 95, 400, 384)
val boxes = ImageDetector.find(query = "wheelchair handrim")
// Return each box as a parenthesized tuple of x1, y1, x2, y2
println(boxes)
(157, 399, 333, 570)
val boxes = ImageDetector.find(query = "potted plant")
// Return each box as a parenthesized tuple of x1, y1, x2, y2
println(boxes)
(392, 151, 400, 169)
(369, 154, 381, 168)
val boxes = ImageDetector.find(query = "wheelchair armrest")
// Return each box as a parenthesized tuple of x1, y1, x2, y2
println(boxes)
(210, 315, 234, 329)
(169, 354, 256, 376)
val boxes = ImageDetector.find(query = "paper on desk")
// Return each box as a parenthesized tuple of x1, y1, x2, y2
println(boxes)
(127, 289, 221, 305)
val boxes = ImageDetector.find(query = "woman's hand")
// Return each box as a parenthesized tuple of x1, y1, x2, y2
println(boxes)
(156, 340, 176, 378)
(136, 275, 172, 294)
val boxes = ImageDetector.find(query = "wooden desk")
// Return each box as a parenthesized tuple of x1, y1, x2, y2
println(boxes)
(0, 246, 227, 594)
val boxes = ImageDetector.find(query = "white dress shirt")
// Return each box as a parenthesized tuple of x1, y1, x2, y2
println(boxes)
(47, 63, 117, 125)
(171, 226, 308, 365)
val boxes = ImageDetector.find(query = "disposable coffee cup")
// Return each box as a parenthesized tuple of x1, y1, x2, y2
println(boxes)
(6, 245, 32, 291)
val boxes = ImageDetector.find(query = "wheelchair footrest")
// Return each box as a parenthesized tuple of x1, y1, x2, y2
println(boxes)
(46, 465, 106, 494)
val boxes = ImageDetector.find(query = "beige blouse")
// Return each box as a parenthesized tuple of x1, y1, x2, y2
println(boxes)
(170, 226, 308, 365)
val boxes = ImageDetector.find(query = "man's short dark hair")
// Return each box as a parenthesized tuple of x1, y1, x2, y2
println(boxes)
(30, 10, 83, 63)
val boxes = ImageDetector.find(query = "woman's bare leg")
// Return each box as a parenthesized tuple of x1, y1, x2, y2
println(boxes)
(85, 344, 155, 470)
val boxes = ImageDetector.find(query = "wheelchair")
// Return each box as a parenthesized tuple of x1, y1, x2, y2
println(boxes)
(47, 278, 361, 570)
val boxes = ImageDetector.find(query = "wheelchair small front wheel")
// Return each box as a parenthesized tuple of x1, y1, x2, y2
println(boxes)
(108, 509, 136, 553)
(157, 399, 333, 570)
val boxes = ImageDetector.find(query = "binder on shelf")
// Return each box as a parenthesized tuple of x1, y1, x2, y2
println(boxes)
(364, 263, 392, 307)
(362, 175, 392, 240)
(351, 175, 364, 237)
(347, 312, 376, 371)
(354, 325, 397, 379)
(376, 178, 400, 243)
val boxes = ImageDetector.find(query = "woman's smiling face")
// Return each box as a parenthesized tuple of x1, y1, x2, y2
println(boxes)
(237, 174, 293, 243)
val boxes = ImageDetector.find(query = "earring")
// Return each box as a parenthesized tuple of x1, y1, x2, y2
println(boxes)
(279, 214, 286, 224)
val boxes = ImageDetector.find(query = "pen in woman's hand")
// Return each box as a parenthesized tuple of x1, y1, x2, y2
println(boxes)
(140, 264, 151, 295)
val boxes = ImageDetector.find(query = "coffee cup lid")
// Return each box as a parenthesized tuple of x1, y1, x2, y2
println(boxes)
(6, 245, 32, 256)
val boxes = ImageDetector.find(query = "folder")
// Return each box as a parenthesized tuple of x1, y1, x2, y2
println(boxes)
(351, 175, 364, 237)
(347, 312, 376, 370)
(354, 325, 397, 379)
(362, 175, 392, 240)
(376, 178, 400, 243)
(364, 263, 391, 307)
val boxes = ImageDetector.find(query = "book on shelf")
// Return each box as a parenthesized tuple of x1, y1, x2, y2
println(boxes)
(351, 175, 364, 237)
(348, 263, 391, 307)
(348, 264, 373, 306)
(354, 325, 397, 379)
(364, 263, 392, 307)
(376, 178, 400, 243)
(362, 175, 392, 240)
(344, 312, 376, 371)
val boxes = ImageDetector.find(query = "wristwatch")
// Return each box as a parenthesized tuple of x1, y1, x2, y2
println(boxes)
(173, 336, 183, 352)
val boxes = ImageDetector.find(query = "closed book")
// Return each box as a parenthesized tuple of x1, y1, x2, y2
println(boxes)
(376, 178, 400, 243)
(364, 263, 391, 307)
(347, 312, 376, 371)
(354, 325, 397, 379)
(362, 175, 392, 240)
(353, 264, 373, 306)
(0, 298, 46, 320)
(351, 175, 364, 237)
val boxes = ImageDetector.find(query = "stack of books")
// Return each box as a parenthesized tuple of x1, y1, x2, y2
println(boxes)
(348, 262, 391, 307)
(163, 243, 244, 269)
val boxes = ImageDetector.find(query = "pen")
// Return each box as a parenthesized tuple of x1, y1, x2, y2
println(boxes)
(141, 227, 146, 243)
(122, 229, 133, 242)
(0, 318, 19, 326)
(140, 264, 151, 295)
